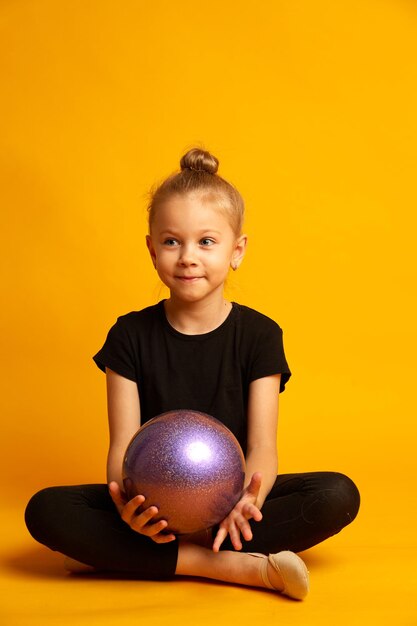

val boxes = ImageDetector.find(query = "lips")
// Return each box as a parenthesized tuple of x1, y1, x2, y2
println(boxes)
(176, 276, 202, 281)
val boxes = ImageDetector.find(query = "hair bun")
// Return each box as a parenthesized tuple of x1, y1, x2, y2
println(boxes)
(180, 148, 219, 175)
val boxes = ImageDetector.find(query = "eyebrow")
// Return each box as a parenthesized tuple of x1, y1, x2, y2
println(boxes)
(159, 230, 222, 236)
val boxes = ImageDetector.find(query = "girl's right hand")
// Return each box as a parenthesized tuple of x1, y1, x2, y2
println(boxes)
(108, 481, 176, 544)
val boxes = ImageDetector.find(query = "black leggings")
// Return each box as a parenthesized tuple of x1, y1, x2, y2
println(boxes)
(25, 471, 360, 580)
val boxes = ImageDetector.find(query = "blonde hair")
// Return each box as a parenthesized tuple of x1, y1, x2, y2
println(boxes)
(147, 148, 245, 235)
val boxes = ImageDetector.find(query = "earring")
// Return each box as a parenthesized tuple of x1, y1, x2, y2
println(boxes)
(231, 263, 238, 271)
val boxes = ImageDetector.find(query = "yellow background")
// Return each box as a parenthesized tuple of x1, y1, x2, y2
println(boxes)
(1, 1, 416, 624)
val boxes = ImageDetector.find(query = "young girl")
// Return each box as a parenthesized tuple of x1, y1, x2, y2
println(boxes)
(25, 148, 360, 601)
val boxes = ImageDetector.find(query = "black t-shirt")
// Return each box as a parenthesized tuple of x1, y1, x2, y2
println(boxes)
(93, 300, 291, 454)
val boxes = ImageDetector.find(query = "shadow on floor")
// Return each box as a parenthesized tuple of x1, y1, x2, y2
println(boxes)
(298, 547, 342, 569)
(3, 545, 228, 586)
(4, 545, 66, 578)
(4, 542, 335, 583)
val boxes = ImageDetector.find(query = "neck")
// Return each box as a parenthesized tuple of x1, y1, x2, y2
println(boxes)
(164, 294, 232, 335)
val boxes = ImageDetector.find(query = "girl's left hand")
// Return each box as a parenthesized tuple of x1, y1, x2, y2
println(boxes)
(212, 472, 263, 552)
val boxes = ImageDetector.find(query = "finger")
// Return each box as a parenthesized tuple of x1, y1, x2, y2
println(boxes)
(137, 517, 169, 536)
(242, 503, 263, 522)
(130, 506, 170, 536)
(108, 482, 130, 515)
(120, 495, 146, 524)
(234, 514, 253, 542)
(235, 515, 252, 539)
(228, 521, 243, 551)
(130, 504, 159, 527)
(108, 481, 126, 506)
(212, 527, 228, 552)
(246, 472, 262, 497)
(151, 533, 177, 544)
(229, 502, 262, 546)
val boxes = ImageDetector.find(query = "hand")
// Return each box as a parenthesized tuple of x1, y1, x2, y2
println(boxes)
(108, 481, 176, 544)
(212, 472, 263, 552)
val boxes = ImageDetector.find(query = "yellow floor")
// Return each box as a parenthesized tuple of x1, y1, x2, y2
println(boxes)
(1, 500, 416, 626)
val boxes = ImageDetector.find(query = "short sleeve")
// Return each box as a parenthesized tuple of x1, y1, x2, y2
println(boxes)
(248, 322, 292, 393)
(92, 317, 137, 382)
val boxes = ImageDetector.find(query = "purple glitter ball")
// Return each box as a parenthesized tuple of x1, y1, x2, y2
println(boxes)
(122, 409, 246, 534)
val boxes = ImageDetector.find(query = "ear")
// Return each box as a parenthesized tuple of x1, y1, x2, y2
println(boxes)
(231, 234, 248, 270)
(146, 235, 157, 268)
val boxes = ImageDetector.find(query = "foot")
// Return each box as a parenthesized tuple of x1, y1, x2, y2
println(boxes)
(248, 551, 309, 600)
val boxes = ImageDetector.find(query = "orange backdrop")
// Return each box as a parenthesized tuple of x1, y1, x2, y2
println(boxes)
(1, 0, 416, 550)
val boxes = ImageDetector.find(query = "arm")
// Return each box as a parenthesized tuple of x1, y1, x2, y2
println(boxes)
(105, 367, 141, 489)
(105, 367, 176, 543)
(212, 373, 281, 551)
(244, 373, 280, 508)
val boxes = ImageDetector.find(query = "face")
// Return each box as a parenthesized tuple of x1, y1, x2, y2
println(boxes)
(146, 193, 247, 305)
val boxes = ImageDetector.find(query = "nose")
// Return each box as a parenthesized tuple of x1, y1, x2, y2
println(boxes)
(178, 243, 198, 266)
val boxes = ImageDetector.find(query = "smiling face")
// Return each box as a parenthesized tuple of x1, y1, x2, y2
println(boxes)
(146, 193, 247, 305)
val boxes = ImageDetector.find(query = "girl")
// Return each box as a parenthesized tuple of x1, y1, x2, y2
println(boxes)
(25, 148, 360, 601)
